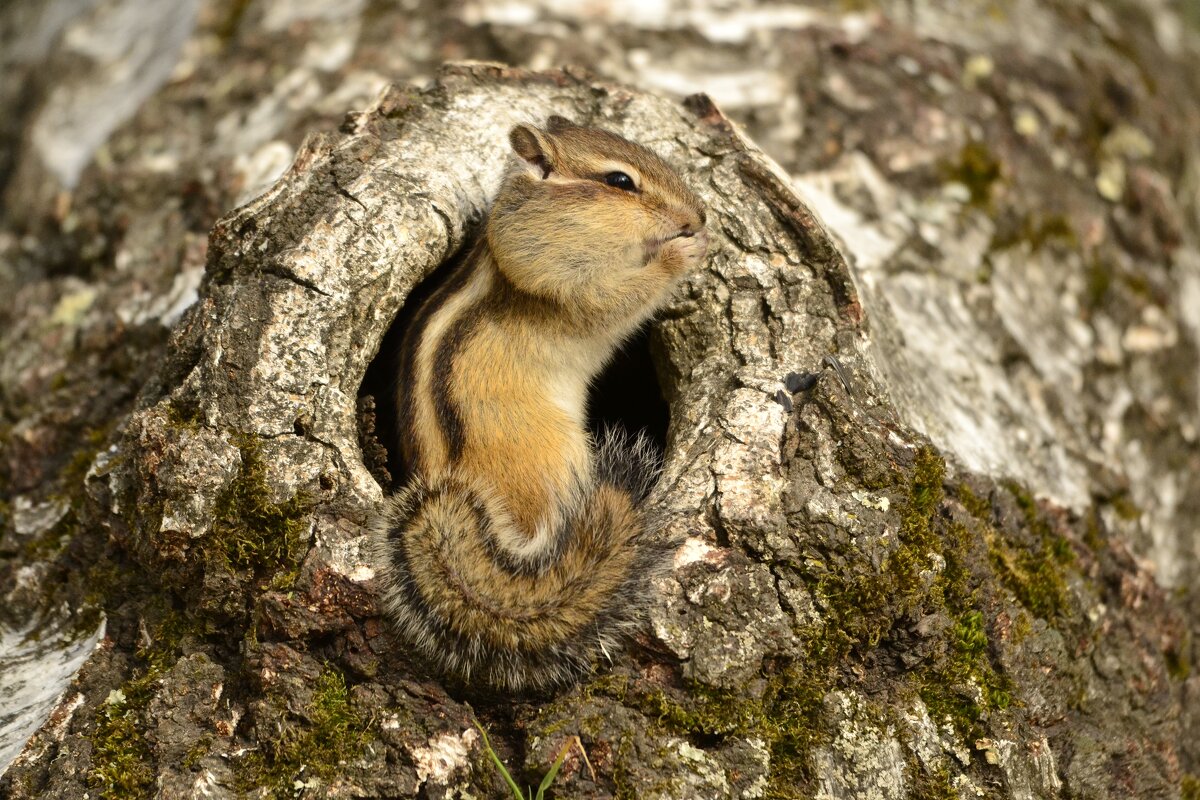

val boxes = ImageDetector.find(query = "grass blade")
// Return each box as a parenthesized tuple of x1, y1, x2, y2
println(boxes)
(535, 736, 589, 800)
(473, 719, 527, 800)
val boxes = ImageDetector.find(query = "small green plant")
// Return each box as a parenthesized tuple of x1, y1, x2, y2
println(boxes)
(475, 719, 592, 800)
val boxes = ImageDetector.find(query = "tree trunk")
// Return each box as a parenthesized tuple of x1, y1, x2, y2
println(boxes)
(1, 2, 1197, 800)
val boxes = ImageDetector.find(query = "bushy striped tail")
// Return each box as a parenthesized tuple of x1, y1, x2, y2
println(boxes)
(369, 437, 669, 691)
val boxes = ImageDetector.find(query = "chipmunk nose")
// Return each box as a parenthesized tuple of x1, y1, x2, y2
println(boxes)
(677, 208, 706, 237)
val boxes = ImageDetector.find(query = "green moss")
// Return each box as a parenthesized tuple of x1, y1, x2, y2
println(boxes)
(87, 611, 185, 799)
(631, 680, 767, 737)
(1109, 493, 1141, 521)
(906, 448, 946, 523)
(908, 757, 960, 800)
(798, 444, 1021, 765)
(986, 483, 1073, 620)
(919, 478, 1082, 734)
(943, 141, 1003, 209)
(841, 451, 1012, 740)
(1085, 257, 1114, 309)
(589, 674, 767, 740)
(611, 734, 638, 800)
(833, 430, 897, 492)
(164, 399, 203, 431)
(814, 446, 950, 651)
(955, 612, 1011, 710)
(588, 661, 830, 799)
(990, 212, 1077, 253)
(596, 444, 1037, 793)
(136, 608, 189, 672)
(19, 424, 114, 562)
(895, 447, 948, 582)
(921, 543, 1005, 732)
(955, 484, 991, 523)
(1083, 509, 1105, 552)
(1182, 774, 1200, 800)
(920, 684, 983, 741)
(919, 609, 1013, 739)
(1165, 633, 1191, 681)
(761, 663, 831, 796)
(209, 436, 311, 590)
(987, 539, 1067, 618)
(80, 559, 124, 621)
(59, 426, 112, 495)
(89, 688, 154, 799)
(1009, 610, 1033, 645)
(235, 665, 372, 796)
(13, 421, 121, 634)
(183, 736, 213, 770)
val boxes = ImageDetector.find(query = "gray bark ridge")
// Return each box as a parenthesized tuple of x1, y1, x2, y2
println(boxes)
(5, 64, 1187, 800)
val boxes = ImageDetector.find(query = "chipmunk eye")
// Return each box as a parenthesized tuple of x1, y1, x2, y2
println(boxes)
(603, 171, 637, 192)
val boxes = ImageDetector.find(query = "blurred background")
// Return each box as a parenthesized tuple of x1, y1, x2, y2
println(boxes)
(4, 0, 1194, 220)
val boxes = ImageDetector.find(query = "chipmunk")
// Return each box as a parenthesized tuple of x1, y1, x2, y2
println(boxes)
(369, 115, 707, 690)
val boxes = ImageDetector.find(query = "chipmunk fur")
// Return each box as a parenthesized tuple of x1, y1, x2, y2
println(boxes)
(370, 115, 708, 691)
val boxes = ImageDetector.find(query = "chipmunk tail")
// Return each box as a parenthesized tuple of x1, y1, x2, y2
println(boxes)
(369, 437, 671, 691)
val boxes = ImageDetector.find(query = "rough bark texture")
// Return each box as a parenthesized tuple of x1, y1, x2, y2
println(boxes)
(1, 2, 1198, 799)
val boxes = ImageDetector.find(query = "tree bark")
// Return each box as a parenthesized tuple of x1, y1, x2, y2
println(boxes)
(1, 2, 1197, 800)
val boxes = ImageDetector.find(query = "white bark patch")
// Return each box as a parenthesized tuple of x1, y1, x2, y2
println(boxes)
(0, 616, 106, 777)
(31, 0, 200, 188)
(327, 533, 377, 583)
(117, 264, 204, 328)
(796, 152, 1094, 510)
(234, 141, 297, 208)
(11, 496, 69, 537)
(989, 736, 1063, 800)
(461, 1, 875, 44)
(411, 728, 479, 788)
(673, 536, 723, 570)
(814, 691, 908, 800)
(712, 388, 787, 536)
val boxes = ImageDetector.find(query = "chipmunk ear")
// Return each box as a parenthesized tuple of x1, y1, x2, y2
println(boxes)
(546, 115, 574, 132)
(509, 124, 554, 179)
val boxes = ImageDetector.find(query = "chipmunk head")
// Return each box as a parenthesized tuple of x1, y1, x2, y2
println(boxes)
(488, 115, 707, 326)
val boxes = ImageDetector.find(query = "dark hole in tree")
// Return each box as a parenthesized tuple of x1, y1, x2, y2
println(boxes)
(585, 326, 669, 451)
(358, 245, 466, 489)
(358, 246, 671, 489)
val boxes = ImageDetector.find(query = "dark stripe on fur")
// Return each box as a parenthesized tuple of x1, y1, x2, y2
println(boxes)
(473, 496, 575, 578)
(373, 476, 674, 692)
(430, 307, 480, 464)
(396, 241, 481, 473)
